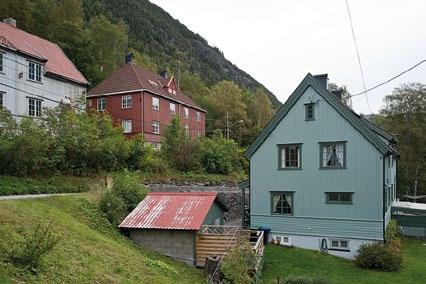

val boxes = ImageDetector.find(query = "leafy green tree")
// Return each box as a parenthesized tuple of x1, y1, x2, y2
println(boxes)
(129, 48, 158, 72)
(377, 83, 426, 196)
(87, 15, 128, 83)
(328, 82, 353, 108)
(205, 81, 248, 144)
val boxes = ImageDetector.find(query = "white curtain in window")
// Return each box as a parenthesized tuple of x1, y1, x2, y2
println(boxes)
(272, 194, 281, 211)
(336, 144, 344, 165)
(323, 145, 333, 167)
(281, 148, 286, 167)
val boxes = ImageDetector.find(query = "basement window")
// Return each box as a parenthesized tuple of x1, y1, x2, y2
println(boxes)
(326, 192, 353, 204)
(329, 239, 350, 251)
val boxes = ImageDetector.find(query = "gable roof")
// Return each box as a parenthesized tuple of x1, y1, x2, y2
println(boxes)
(245, 73, 396, 158)
(88, 62, 205, 112)
(118, 192, 221, 230)
(0, 22, 88, 85)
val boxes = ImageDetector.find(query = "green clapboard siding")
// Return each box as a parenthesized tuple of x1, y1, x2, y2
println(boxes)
(203, 202, 224, 225)
(250, 85, 384, 240)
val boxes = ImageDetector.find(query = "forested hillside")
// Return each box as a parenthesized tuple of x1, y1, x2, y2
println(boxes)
(1, 0, 277, 145)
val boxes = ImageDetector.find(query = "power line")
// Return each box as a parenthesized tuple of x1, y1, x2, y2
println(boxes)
(350, 59, 426, 97)
(345, 0, 372, 113)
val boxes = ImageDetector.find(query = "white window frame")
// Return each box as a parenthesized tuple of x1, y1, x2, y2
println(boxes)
(122, 95, 132, 109)
(152, 97, 160, 110)
(28, 61, 42, 82)
(197, 131, 201, 138)
(169, 103, 176, 115)
(184, 124, 189, 136)
(28, 97, 42, 117)
(329, 239, 350, 251)
(152, 121, 160, 134)
(97, 98, 106, 111)
(122, 120, 132, 134)
(196, 111, 201, 122)
(184, 107, 189, 119)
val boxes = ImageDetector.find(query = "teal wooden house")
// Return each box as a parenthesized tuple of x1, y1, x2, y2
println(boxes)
(241, 74, 398, 259)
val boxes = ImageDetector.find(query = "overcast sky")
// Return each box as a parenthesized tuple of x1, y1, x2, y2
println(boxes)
(150, 0, 425, 114)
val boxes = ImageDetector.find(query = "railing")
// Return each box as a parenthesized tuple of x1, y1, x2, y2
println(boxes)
(253, 230, 264, 257)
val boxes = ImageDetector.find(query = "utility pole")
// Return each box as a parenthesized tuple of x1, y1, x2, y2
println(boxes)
(226, 112, 229, 140)
(414, 162, 420, 203)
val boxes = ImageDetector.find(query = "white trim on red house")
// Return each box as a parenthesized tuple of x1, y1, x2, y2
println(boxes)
(87, 88, 207, 113)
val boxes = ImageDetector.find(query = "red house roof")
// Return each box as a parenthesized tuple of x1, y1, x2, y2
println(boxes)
(119, 192, 218, 230)
(0, 22, 88, 85)
(88, 62, 205, 112)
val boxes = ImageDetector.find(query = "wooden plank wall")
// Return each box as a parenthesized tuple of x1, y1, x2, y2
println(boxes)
(195, 233, 238, 267)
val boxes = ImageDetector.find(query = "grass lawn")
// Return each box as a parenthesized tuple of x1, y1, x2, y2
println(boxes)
(0, 194, 203, 283)
(261, 239, 426, 284)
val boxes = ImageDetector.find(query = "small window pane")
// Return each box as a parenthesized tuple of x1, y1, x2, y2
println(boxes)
(331, 241, 339, 247)
(271, 192, 293, 215)
(305, 104, 314, 120)
(184, 107, 189, 118)
(340, 193, 351, 202)
(340, 241, 348, 248)
(170, 103, 176, 114)
(321, 143, 345, 168)
(328, 193, 339, 202)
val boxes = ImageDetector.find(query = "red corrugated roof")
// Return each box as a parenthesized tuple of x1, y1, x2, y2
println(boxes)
(119, 192, 218, 230)
(88, 62, 205, 111)
(0, 22, 88, 85)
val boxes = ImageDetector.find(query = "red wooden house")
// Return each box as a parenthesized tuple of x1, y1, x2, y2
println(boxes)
(87, 58, 206, 148)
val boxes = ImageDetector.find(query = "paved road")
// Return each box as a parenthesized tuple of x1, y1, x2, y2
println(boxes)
(0, 193, 79, 201)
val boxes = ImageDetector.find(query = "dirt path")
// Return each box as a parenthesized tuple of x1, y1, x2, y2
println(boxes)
(0, 193, 79, 201)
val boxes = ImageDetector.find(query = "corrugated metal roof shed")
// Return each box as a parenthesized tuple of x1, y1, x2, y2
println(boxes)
(119, 192, 218, 230)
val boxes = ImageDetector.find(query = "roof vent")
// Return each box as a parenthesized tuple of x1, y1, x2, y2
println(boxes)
(125, 53, 133, 64)
(3, 18, 16, 27)
(313, 74, 328, 89)
(159, 70, 167, 79)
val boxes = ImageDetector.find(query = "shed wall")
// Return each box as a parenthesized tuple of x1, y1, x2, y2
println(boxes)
(129, 229, 195, 266)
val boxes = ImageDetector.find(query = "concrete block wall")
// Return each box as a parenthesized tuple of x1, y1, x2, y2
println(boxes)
(129, 229, 195, 266)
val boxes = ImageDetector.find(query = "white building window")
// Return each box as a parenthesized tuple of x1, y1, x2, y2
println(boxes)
(122, 120, 132, 134)
(28, 61, 42, 82)
(184, 124, 189, 136)
(97, 98, 106, 111)
(320, 142, 346, 168)
(184, 107, 189, 119)
(152, 121, 160, 134)
(28, 98, 42, 117)
(152, 97, 159, 110)
(0, 53, 3, 72)
(122, 95, 132, 109)
(330, 239, 349, 251)
(196, 111, 201, 122)
(197, 131, 201, 138)
(279, 144, 301, 169)
(0, 92, 4, 107)
(169, 103, 176, 114)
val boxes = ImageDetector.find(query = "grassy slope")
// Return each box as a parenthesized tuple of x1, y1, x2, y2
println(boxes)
(0, 194, 203, 283)
(261, 240, 426, 284)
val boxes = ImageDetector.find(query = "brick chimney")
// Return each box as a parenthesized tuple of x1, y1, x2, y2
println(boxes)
(313, 74, 328, 89)
(159, 70, 167, 79)
(125, 53, 133, 64)
(3, 18, 16, 27)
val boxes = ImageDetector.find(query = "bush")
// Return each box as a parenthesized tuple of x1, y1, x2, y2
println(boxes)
(9, 222, 61, 271)
(99, 189, 127, 226)
(221, 240, 257, 284)
(283, 276, 331, 284)
(355, 242, 402, 271)
(112, 171, 148, 212)
(197, 131, 245, 175)
(0, 175, 90, 196)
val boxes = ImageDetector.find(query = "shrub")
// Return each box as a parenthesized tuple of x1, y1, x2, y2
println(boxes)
(99, 189, 127, 226)
(386, 220, 401, 242)
(112, 171, 148, 212)
(355, 242, 402, 271)
(221, 240, 257, 284)
(197, 131, 245, 174)
(9, 222, 61, 271)
(283, 276, 331, 284)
